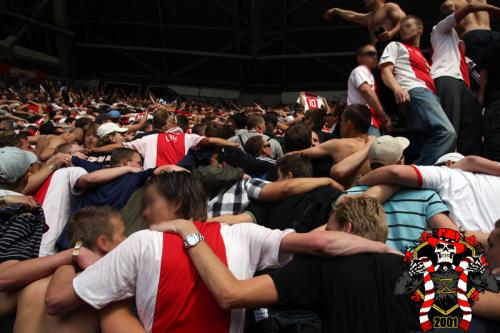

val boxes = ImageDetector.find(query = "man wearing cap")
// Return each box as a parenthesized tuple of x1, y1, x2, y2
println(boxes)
(336, 136, 453, 251)
(0, 146, 48, 316)
(357, 153, 500, 232)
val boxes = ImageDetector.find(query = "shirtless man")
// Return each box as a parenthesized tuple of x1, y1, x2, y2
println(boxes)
(442, 0, 500, 64)
(290, 104, 373, 188)
(35, 128, 84, 162)
(323, 0, 406, 46)
(10, 206, 126, 333)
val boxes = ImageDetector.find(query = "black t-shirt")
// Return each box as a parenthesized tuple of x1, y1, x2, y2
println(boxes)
(247, 186, 339, 232)
(87, 151, 112, 167)
(480, 38, 500, 105)
(269, 254, 420, 333)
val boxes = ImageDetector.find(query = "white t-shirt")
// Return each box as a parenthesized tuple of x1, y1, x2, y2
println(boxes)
(123, 133, 204, 169)
(414, 165, 500, 232)
(37, 167, 87, 256)
(347, 65, 375, 107)
(73, 224, 294, 333)
(379, 41, 437, 93)
(430, 14, 470, 85)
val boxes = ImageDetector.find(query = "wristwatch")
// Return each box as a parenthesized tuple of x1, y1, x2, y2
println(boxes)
(72, 240, 83, 265)
(183, 233, 204, 250)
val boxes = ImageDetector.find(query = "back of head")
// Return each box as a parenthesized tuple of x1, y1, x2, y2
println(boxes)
(0, 130, 18, 148)
(153, 109, 169, 130)
(205, 121, 226, 138)
(334, 197, 388, 242)
(244, 135, 265, 157)
(68, 206, 118, 250)
(148, 171, 207, 221)
(307, 108, 326, 131)
(110, 148, 138, 167)
(177, 115, 189, 132)
(54, 142, 75, 154)
(233, 112, 248, 130)
(284, 123, 312, 153)
(246, 115, 264, 131)
(264, 112, 278, 130)
(276, 155, 313, 179)
(343, 104, 372, 134)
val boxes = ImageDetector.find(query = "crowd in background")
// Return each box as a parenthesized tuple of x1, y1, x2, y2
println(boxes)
(1, 1, 500, 333)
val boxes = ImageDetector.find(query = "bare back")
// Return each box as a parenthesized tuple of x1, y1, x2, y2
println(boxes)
(450, 0, 491, 32)
(14, 276, 99, 333)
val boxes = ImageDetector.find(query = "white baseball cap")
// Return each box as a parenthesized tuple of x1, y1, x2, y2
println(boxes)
(434, 152, 465, 166)
(96, 123, 128, 138)
(368, 135, 410, 166)
(0, 147, 38, 183)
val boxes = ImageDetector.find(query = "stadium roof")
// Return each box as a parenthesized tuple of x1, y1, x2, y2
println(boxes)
(1, 1, 448, 92)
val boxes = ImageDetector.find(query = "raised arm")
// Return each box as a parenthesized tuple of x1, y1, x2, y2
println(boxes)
(451, 155, 500, 176)
(330, 137, 374, 180)
(454, 2, 500, 24)
(380, 63, 410, 104)
(323, 8, 369, 26)
(357, 165, 420, 187)
(258, 177, 344, 201)
(126, 111, 149, 133)
(151, 220, 278, 309)
(75, 166, 142, 189)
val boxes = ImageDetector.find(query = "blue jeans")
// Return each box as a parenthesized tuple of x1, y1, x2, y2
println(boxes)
(400, 88, 456, 165)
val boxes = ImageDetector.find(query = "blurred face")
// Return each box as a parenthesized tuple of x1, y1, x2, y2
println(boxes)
(324, 113, 337, 127)
(124, 152, 143, 169)
(84, 132, 98, 149)
(143, 185, 181, 225)
(357, 46, 379, 70)
(400, 18, 422, 43)
(262, 140, 273, 157)
(486, 228, 500, 271)
(111, 132, 124, 144)
(311, 131, 320, 147)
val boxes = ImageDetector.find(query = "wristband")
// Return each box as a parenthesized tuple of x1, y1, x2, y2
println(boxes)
(72, 240, 83, 266)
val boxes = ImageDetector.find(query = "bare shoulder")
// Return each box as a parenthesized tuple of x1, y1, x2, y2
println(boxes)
(384, 2, 405, 13)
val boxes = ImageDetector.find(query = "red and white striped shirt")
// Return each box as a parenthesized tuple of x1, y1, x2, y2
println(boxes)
(73, 223, 294, 333)
(34, 167, 87, 257)
(123, 133, 204, 169)
(380, 41, 436, 93)
(430, 14, 470, 87)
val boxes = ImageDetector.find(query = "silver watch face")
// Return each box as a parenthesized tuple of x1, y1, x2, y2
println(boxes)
(186, 234, 198, 246)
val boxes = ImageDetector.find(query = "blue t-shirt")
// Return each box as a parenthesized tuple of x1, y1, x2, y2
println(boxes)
(346, 186, 449, 252)
(72, 156, 154, 211)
